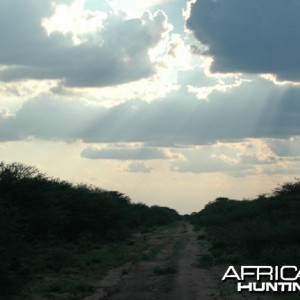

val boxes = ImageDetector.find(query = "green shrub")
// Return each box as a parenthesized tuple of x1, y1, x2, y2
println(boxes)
(189, 179, 300, 265)
(0, 161, 181, 297)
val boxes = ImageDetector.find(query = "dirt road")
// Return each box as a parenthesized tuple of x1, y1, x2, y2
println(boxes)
(83, 223, 275, 300)
(84, 223, 221, 300)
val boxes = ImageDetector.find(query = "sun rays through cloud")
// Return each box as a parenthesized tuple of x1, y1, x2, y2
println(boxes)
(1, 0, 300, 213)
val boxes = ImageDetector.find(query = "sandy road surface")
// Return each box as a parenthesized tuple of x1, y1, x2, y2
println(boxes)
(84, 223, 217, 300)
(84, 223, 272, 300)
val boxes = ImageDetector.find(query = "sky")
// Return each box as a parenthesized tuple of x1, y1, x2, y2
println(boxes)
(1, 0, 300, 214)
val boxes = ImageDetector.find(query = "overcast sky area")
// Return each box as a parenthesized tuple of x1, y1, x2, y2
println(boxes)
(1, 0, 300, 213)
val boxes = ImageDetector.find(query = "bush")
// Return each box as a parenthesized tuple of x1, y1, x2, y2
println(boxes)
(0, 161, 180, 297)
(189, 179, 300, 265)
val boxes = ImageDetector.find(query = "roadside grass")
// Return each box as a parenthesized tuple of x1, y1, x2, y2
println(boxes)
(197, 234, 206, 241)
(45, 278, 93, 293)
(20, 224, 185, 299)
(194, 253, 215, 269)
(22, 231, 158, 299)
(191, 227, 215, 269)
(141, 243, 164, 261)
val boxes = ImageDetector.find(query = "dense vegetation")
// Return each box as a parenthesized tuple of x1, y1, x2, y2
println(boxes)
(190, 180, 300, 266)
(5, 160, 300, 297)
(0, 162, 180, 297)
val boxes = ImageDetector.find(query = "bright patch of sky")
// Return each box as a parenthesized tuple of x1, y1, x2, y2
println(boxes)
(86, 0, 174, 16)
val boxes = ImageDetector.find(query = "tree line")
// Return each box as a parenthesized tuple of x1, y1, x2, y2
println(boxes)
(189, 180, 300, 266)
(0, 162, 180, 296)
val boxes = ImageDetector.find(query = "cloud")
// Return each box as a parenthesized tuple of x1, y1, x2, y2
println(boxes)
(81, 145, 180, 160)
(169, 140, 285, 175)
(0, 1, 171, 87)
(238, 153, 277, 165)
(258, 161, 300, 176)
(126, 162, 153, 173)
(170, 144, 251, 174)
(2, 78, 300, 144)
(171, 154, 245, 174)
(186, 0, 300, 82)
(266, 138, 300, 157)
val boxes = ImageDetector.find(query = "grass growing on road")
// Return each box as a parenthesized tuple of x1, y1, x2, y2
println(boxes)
(153, 265, 177, 275)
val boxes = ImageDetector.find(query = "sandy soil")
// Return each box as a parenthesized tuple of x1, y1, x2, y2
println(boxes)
(84, 223, 216, 300)
(84, 223, 272, 300)
(166, 224, 215, 300)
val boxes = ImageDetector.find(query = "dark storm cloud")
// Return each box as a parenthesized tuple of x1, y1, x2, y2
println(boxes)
(186, 0, 300, 82)
(1, 78, 300, 144)
(0, 1, 169, 87)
